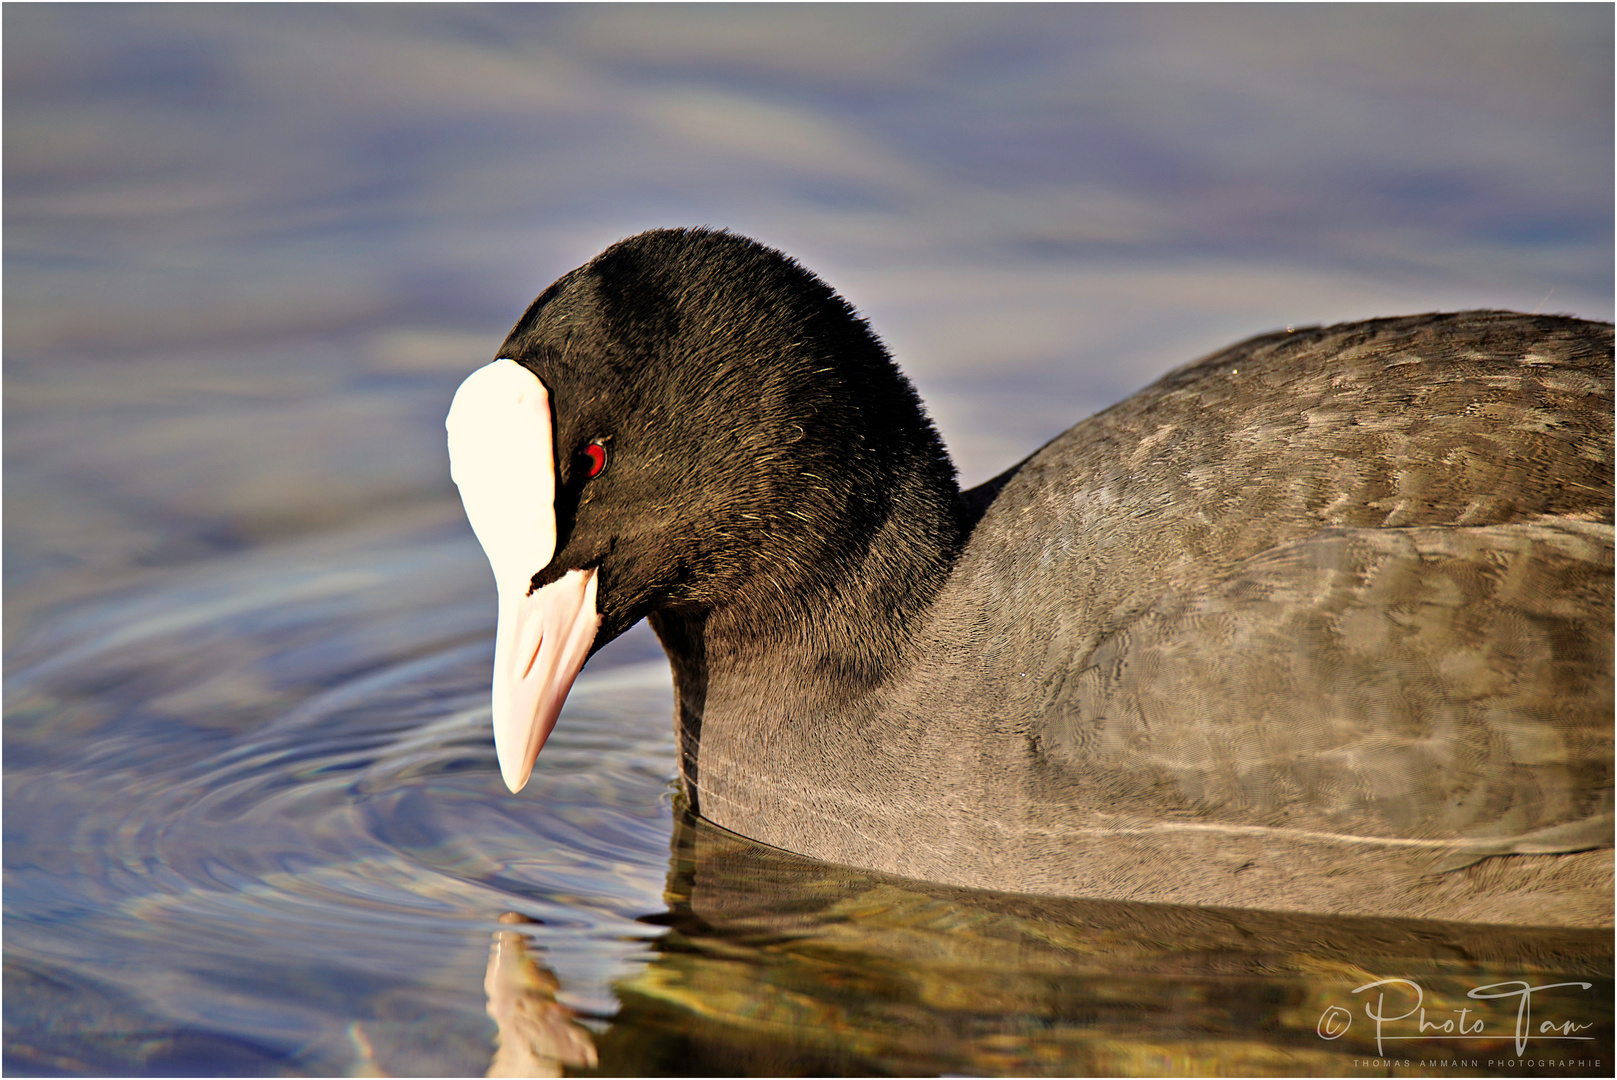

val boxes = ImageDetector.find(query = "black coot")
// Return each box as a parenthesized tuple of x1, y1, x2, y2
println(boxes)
(447, 228, 1613, 927)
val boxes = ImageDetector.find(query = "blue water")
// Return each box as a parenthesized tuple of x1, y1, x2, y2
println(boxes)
(5, 6, 1612, 1076)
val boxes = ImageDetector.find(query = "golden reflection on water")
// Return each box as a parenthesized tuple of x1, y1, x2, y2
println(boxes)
(488, 807, 1610, 1078)
(484, 914, 600, 1078)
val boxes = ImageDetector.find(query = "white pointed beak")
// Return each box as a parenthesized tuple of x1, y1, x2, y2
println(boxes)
(492, 568, 601, 792)
(447, 358, 602, 793)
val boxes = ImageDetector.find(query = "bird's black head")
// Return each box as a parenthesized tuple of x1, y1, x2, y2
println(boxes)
(449, 228, 962, 790)
(497, 227, 960, 651)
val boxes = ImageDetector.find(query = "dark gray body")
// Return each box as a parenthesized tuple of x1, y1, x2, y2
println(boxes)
(669, 313, 1613, 926)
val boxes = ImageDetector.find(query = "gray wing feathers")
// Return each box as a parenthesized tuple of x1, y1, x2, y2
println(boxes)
(1043, 519, 1613, 854)
(959, 313, 1614, 864)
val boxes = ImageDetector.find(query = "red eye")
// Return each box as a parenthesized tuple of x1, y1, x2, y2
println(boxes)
(581, 442, 607, 479)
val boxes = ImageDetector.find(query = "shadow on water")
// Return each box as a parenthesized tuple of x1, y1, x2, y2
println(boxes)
(485, 810, 1613, 1079)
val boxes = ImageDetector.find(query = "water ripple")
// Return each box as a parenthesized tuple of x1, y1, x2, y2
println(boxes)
(5, 524, 677, 1073)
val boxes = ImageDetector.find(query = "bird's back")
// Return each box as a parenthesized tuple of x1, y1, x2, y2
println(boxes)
(910, 312, 1612, 919)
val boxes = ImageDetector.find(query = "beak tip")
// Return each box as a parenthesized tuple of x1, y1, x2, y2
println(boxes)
(500, 761, 533, 794)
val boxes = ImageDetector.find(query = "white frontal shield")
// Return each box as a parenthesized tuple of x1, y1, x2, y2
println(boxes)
(447, 359, 602, 792)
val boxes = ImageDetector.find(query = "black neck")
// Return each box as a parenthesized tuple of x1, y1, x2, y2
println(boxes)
(650, 436, 967, 816)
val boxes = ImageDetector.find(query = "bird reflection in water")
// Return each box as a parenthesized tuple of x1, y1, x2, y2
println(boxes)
(468, 808, 1609, 1077)
(483, 913, 598, 1078)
